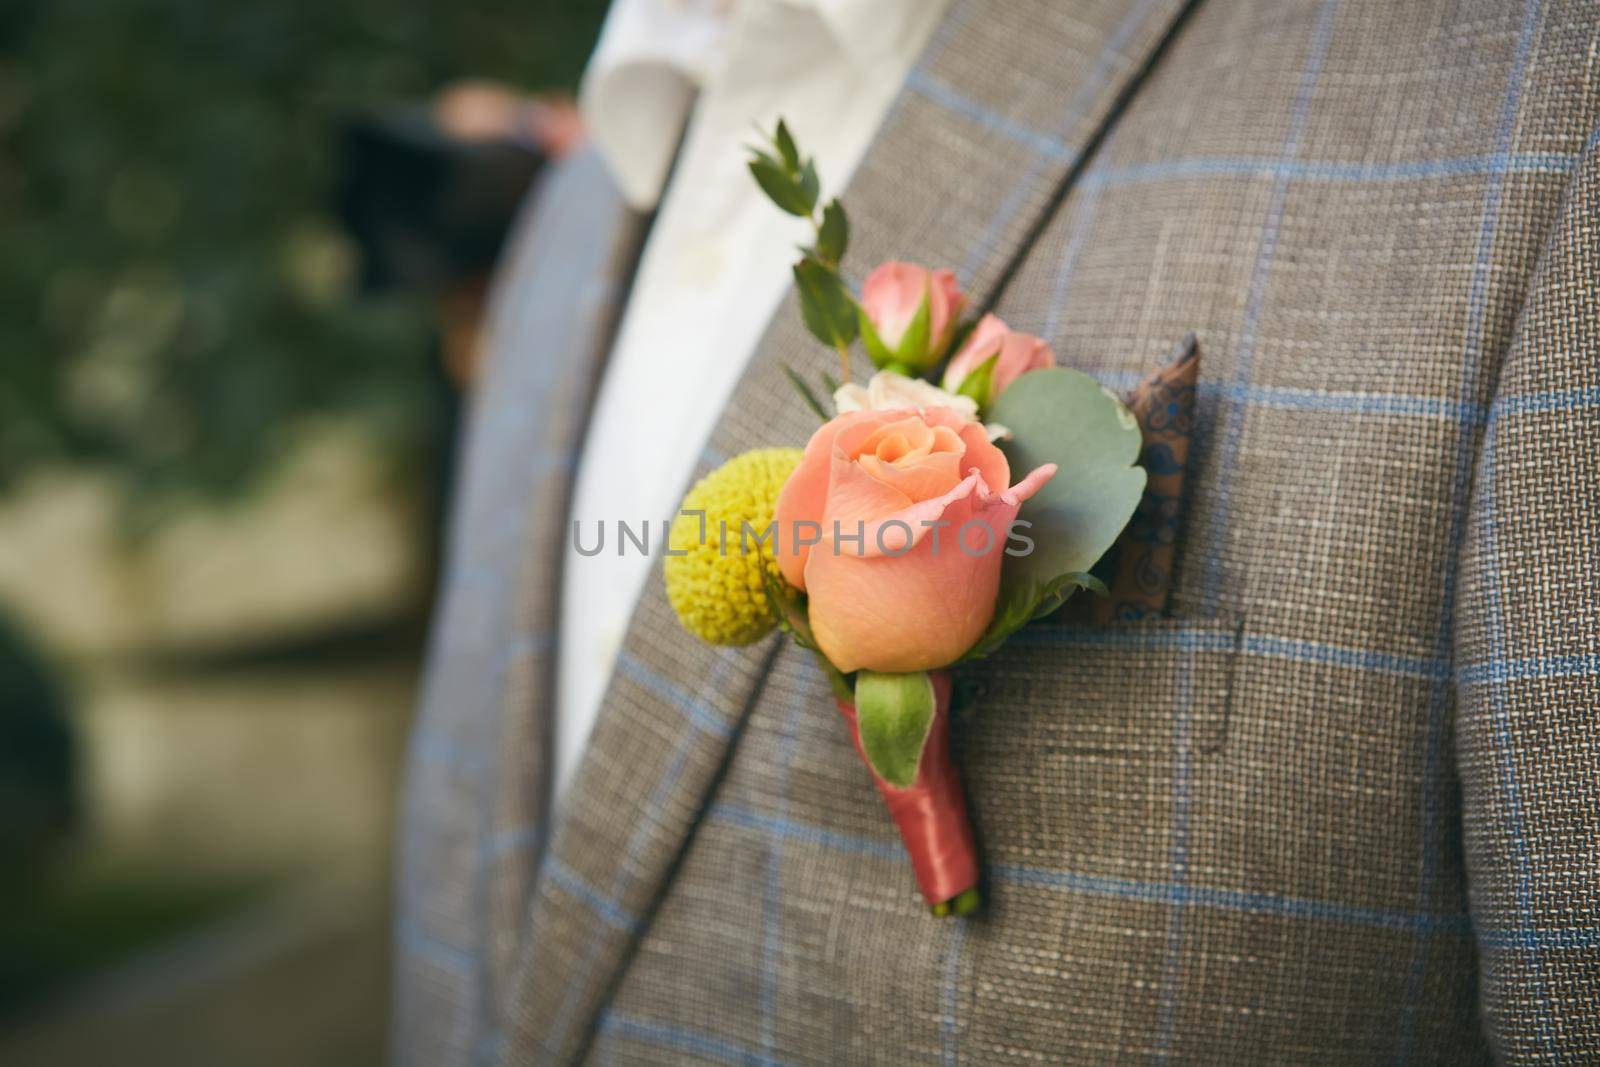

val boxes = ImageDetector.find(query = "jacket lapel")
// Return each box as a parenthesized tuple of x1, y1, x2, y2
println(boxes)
(502, 0, 1200, 1060)
(395, 143, 645, 1063)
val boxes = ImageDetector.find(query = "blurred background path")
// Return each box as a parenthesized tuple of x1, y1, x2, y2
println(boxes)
(0, 0, 608, 1060)
(0, 435, 421, 1066)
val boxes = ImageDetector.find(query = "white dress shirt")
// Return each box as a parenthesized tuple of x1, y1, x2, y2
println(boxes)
(555, 0, 948, 802)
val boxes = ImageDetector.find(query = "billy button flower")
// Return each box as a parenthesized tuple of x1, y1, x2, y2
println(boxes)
(665, 448, 805, 646)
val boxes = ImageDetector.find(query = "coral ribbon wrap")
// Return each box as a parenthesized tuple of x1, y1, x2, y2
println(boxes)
(834, 670, 978, 907)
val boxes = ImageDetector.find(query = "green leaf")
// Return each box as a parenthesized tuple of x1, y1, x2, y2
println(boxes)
(782, 363, 829, 421)
(797, 159, 820, 213)
(987, 367, 1145, 623)
(748, 158, 813, 216)
(892, 288, 933, 371)
(773, 119, 801, 174)
(953, 353, 999, 410)
(961, 571, 1106, 662)
(855, 670, 937, 789)
(817, 199, 848, 265)
(793, 257, 859, 349)
(819, 369, 840, 395)
(746, 145, 783, 172)
(763, 568, 817, 651)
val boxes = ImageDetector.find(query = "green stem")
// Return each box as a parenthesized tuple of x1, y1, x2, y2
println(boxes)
(814, 651, 853, 702)
(930, 887, 982, 918)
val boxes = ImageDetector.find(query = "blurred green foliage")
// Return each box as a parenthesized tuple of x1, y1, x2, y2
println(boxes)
(0, 614, 74, 875)
(0, 860, 266, 1018)
(0, 0, 608, 514)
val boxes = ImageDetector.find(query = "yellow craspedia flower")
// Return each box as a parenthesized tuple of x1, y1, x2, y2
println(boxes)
(665, 447, 804, 646)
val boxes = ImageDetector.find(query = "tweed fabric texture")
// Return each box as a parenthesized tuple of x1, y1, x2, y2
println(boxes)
(391, 146, 643, 1067)
(498, 2, 1203, 1061)
(556, 0, 1600, 1062)
(400, 0, 1600, 1062)
(1455, 136, 1600, 1061)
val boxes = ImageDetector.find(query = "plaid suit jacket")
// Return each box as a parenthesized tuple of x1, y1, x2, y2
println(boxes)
(394, 1, 1600, 1062)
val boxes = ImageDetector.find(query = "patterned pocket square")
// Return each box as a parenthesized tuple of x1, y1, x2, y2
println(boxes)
(1066, 333, 1199, 624)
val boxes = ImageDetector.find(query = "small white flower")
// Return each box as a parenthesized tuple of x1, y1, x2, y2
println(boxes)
(833, 371, 1010, 440)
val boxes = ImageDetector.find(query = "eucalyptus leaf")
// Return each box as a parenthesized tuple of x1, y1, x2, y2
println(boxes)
(986, 368, 1145, 625)
(855, 671, 937, 789)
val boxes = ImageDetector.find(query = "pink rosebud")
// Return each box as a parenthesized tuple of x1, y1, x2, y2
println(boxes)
(773, 405, 1055, 673)
(858, 262, 966, 372)
(941, 313, 1055, 403)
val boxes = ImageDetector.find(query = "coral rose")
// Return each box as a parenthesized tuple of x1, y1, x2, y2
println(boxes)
(773, 406, 1055, 673)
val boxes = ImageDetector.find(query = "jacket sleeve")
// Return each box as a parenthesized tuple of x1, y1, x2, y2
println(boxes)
(1453, 133, 1600, 1062)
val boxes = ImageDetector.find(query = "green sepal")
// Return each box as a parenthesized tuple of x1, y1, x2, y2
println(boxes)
(762, 567, 814, 649)
(893, 288, 934, 371)
(857, 304, 895, 368)
(762, 572, 852, 700)
(782, 363, 829, 422)
(855, 670, 937, 789)
(931, 887, 982, 917)
(748, 157, 813, 217)
(817, 199, 848, 266)
(858, 287, 934, 372)
(793, 257, 858, 349)
(953, 352, 999, 410)
(960, 571, 1106, 662)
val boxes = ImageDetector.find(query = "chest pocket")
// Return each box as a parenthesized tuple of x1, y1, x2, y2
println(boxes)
(953, 615, 1243, 865)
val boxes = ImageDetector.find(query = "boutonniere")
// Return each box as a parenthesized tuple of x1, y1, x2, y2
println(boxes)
(664, 121, 1145, 916)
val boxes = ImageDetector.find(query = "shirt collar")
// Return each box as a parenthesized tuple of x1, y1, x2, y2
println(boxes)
(804, 0, 925, 72)
(580, 0, 926, 210)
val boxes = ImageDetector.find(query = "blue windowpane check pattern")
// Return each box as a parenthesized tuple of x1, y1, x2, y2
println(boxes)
(1396, 0, 1550, 1057)
(549, 60, 1600, 1062)
(540, 648, 741, 1057)
(399, 2, 1600, 1060)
